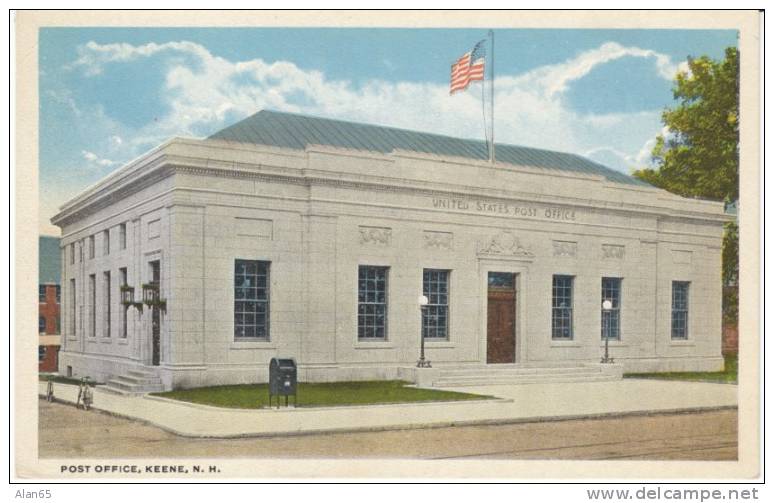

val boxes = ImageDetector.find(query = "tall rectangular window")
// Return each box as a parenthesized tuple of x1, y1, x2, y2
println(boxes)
(119, 268, 128, 338)
(69, 279, 76, 335)
(551, 275, 574, 340)
(103, 230, 110, 255)
(88, 235, 95, 259)
(70, 243, 75, 265)
(601, 277, 622, 340)
(422, 269, 449, 339)
(671, 281, 690, 339)
(104, 271, 111, 337)
(358, 266, 388, 339)
(119, 223, 127, 250)
(55, 285, 61, 303)
(234, 260, 270, 340)
(88, 274, 96, 337)
(38, 285, 46, 302)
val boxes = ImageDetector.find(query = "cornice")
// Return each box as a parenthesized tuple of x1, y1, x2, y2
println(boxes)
(51, 138, 730, 229)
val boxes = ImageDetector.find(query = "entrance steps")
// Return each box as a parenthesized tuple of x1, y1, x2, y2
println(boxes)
(429, 363, 621, 387)
(100, 369, 165, 395)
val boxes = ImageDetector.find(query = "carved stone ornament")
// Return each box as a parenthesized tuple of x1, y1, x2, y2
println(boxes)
(359, 226, 392, 246)
(552, 240, 577, 257)
(602, 244, 625, 260)
(423, 231, 453, 250)
(478, 231, 533, 257)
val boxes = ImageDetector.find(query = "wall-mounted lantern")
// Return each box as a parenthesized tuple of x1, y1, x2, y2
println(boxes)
(142, 282, 166, 313)
(120, 285, 143, 312)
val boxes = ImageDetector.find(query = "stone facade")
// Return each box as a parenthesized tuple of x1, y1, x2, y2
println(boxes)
(52, 137, 728, 390)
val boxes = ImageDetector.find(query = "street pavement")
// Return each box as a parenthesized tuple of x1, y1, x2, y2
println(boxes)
(38, 400, 737, 460)
(38, 379, 737, 438)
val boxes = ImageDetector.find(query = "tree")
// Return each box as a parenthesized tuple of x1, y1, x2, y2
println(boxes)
(633, 47, 739, 324)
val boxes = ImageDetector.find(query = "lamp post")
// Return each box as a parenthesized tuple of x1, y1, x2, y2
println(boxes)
(417, 295, 432, 368)
(601, 299, 614, 363)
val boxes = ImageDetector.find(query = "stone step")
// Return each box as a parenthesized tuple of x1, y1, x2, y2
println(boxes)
(102, 380, 166, 394)
(433, 373, 616, 387)
(116, 374, 162, 385)
(126, 369, 160, 379)
(439, 366, 597, 378)
(103, 372, 166, 394)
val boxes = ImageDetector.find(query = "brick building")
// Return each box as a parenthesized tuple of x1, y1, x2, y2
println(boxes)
(39, 235, 61, 372)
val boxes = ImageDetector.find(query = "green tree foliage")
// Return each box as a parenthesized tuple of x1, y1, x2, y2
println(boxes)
(633, 47, 739, 324)
(633, 47, 739, 201)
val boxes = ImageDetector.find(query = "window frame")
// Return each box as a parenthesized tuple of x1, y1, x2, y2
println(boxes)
(119, 223, 127, 250)
(357, 265, 389, 340)
(601, 277, 622, 341)
(119, 267, 128, 338)
(422, 269, 450, 340)
(88, 274, 96, 338)
(551, 275, 574, 340)
(38, 285, 46, 303)
(671, 281, 690, 340)
(69, 279, 76, 336)
(233, 259, 271, 341)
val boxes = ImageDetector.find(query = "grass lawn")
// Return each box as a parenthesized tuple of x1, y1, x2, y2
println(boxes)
(624, 354, 737, 384)
(152, 380, 491, 409)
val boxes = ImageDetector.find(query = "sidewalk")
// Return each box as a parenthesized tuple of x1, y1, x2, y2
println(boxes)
(38, 379, 737, 438)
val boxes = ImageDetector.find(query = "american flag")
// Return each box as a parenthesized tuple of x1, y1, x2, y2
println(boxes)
(450, 40, 486, 94)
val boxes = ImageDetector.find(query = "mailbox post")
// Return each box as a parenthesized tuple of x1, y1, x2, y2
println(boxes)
(269, 358, 297, 408)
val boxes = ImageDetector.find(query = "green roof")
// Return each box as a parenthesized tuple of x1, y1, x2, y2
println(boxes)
(39, 235, 60, 285)
(209, 110, 649, 187)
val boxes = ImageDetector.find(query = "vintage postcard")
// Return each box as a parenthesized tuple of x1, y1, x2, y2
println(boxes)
(13, 10, 762, 482)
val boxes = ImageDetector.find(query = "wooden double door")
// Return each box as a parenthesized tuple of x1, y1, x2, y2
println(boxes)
(486, 276, 517, 364)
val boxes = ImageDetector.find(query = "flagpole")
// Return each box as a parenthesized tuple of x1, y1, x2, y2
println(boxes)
(489, 29, 495, 164)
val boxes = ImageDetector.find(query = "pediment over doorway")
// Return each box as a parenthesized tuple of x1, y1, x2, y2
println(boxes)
(477, 230, 534, 259)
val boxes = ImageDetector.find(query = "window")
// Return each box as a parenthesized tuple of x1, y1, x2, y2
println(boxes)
(103, 230, 110, 255)
(78, 241, 83, 262)
(70, 243, 75, 265)
(234, 260, 270, 339)
(422, 269, 449, 339)
(38, 346, 47, 362)
(55, 285, 61, 304)
(551, 275, 574, 340)
(671, 281, 690, 339)
(88, 235, 95, 259)
(55, 315, 60, 334)
(88, 274, 96, 337)
(119, 223, 127, 250)
(601, 277, 622, 340)
(69, 279, 76, 335)
(104, 271, 111, 337)
(39, 316, 46, 333)
(119, 268, 128, 338)
(358, 265, 388, 339)
(39, 285, 46, 302)
(488, 272, 514, 289)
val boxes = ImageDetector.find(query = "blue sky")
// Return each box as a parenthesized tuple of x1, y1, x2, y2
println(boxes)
(39, 27, 737, 235)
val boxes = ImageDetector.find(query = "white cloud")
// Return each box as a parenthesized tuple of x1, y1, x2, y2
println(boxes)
(110, 135, 123, 146)
(67, 39, 682, 174)
(510, 42, 685, 100)
(81, 150, 115, 167)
